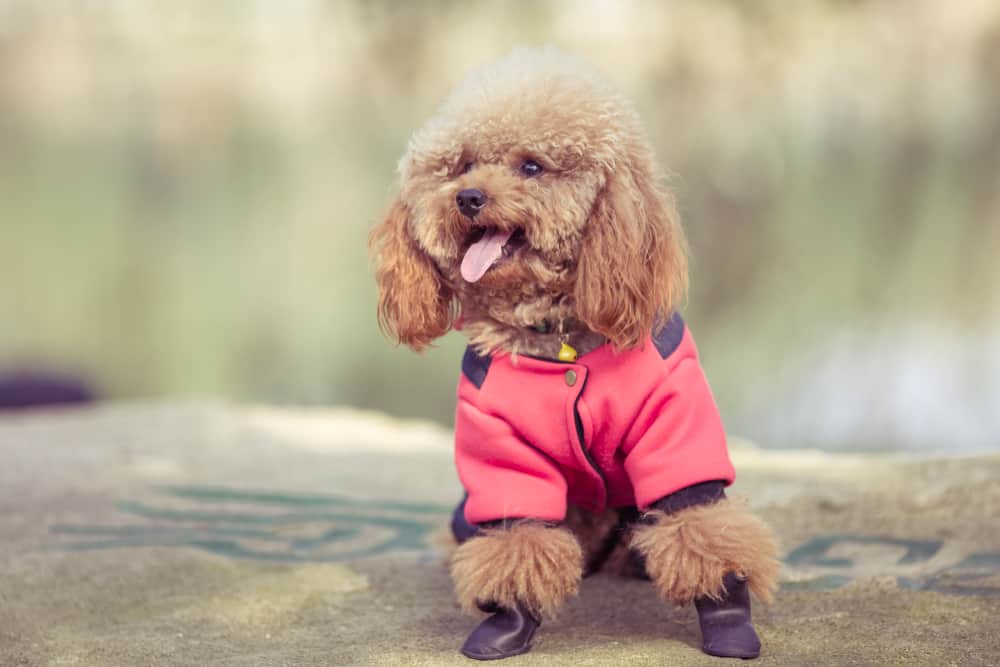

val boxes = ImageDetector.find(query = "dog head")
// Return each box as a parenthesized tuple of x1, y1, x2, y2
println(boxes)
(371, 47, 688, 352)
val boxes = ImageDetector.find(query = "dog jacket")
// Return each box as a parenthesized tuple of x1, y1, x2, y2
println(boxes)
(455, 313, 735, 524)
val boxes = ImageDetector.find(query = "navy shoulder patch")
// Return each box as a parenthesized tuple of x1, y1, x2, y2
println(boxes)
(652, 312, 686, 359)
(461, 347, 492, 389)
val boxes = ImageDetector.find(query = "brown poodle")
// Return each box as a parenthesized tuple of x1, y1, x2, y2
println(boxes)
(371, 47, 779, 661)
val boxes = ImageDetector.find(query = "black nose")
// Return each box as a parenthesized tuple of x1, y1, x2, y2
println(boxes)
(456, 189, 487, 218)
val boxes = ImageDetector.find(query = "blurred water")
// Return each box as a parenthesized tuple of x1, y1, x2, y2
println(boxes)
(0, 1, 997, 451)
(734, 322, 1000, 453)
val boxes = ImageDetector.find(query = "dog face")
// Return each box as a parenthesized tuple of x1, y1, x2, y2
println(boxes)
(371, 48, 688, 352)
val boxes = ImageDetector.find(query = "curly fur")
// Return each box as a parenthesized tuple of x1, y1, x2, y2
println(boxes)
(369, 199, 457, 351)
(450, 522, 583, 619)
(630, 499, 781, 606)
(370, 46, 688, 357)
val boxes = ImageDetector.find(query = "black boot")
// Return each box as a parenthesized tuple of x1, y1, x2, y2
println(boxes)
(694, 572, 761, 659)
(460, 601, 540, 660)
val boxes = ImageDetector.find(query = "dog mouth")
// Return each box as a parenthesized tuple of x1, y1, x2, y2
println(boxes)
(460, 226, 528, 283)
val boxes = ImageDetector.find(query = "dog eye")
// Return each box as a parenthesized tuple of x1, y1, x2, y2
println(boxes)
(519, 160, 543, 177)
(461, 161, 474, 174)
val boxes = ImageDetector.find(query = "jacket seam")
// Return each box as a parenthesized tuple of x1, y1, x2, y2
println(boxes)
(570, 369, 607, 505)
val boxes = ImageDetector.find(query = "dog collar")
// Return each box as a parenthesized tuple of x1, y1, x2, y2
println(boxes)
(527, 318, 579, 361)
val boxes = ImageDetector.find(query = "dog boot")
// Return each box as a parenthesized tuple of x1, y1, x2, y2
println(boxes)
(460, 600, 540, 660)
(694, 572, 761, 659)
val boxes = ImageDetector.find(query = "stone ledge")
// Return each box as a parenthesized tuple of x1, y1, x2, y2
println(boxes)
(1, 402, 997, 665)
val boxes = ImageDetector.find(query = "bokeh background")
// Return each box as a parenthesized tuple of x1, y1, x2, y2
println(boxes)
(2, 0, 997, 452)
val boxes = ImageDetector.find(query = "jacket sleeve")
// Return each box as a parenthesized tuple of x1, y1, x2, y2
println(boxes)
(622, 344, 735, 510)
(455, 376, 568, 524)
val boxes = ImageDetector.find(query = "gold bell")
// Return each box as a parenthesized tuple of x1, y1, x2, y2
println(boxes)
(557, 341, 578, 362)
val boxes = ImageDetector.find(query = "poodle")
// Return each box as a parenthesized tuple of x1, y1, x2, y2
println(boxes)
(370, 47, 780, 661)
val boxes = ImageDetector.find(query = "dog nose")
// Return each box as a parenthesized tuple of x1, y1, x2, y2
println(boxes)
(456, 189, 487, 218)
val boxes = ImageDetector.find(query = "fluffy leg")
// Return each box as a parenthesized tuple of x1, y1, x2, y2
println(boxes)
(450, 521, 583, 619)
(630, 498, 780, 659)
(451, 521, 583, 660)
(629, 498, 779, 605)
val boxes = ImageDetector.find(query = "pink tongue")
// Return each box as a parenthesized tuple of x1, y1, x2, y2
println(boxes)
(461, 228, 515, 282)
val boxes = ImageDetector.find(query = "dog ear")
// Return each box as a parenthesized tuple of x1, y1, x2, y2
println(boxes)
(574, 155, 688, 350)
(369, 196, 456, 351)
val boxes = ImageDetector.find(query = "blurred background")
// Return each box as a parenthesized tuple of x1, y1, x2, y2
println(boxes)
(1, 0, 997, 452)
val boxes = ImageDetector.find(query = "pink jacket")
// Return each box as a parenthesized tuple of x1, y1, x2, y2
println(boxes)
(455, 314, 735, 525)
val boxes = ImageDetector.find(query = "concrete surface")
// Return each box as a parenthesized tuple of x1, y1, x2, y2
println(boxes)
(1, 402, 998, 666)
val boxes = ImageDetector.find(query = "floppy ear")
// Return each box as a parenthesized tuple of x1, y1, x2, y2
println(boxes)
(369, 197, 455, 351)
(574, 155, 689, 350)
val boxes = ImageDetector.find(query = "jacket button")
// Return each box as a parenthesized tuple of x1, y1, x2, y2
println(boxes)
(564, 370, 577, 386)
